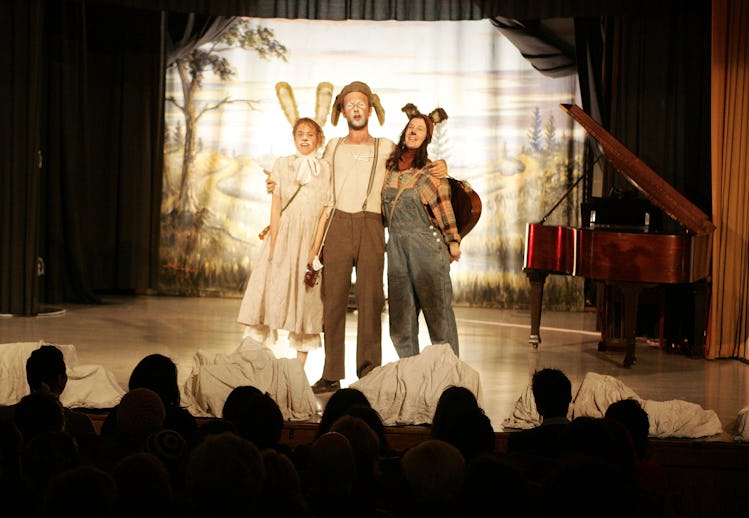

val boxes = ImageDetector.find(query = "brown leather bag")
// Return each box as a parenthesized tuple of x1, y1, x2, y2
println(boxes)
(447, 177, 482, 238)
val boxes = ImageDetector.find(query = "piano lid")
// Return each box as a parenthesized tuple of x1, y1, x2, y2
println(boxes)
(560, 103, 715, 235)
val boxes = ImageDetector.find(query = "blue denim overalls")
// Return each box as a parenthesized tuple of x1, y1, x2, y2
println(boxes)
(382, 169, 460, 358)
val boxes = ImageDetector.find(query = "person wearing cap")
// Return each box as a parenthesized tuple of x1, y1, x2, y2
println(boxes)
(294, 81, 447, 393)
(382, 105, 460, 359)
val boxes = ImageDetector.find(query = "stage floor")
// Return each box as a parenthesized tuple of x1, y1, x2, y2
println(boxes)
(2, 294, 747, 438)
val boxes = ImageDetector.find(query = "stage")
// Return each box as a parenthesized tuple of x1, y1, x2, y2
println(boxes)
(2, 294, 747, 439)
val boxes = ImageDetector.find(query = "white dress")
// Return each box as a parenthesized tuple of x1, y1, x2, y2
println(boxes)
(237, 154, 332, 351)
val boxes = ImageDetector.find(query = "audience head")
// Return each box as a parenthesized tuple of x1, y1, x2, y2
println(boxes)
(401, 439, 465, 505)
(222, 385, 263, 418)
(316, 387, 371, 439)
(145, 428, 188, 490)
(22, 431, 79, 496)
(222, 386, 283, 450)
(0, 417, 22, 482)
(559, 416, 637, 469)
(430, 386, 494, 460)
(26, 345, 67, 395)
(41, 465, 117, 518)
(112, 452, 172, 515)
(259, 449, 308, 516)
(187, 431, 265, 516)
(605, 398, 651, 459)
(329, 415, 380, 482)
(190, 418, 238, 449)
(344, 404, 392, 455)
(129, 354, 181, 408)
(307, 432, 356, 496)
(117, 387, 165, 438)
(13, 391, 65, 441)
(462, 453, 529, 517)
(431, 386, 482, 428)
(531, 368, 572, 420)
(542, 456, 637, 518)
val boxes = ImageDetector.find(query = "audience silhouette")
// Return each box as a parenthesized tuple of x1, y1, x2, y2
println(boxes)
(101, 354, 196, 440)
(605, 398, 670, 517)
(222, 385, 290, 455)
(0, 360, 683, 518)
(430, 385, 495, 461)
(25, 345, 96, 439)
(507, 368, 572, 458)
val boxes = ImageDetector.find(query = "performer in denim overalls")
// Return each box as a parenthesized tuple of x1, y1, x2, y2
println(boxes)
(381, 105, 461, 358)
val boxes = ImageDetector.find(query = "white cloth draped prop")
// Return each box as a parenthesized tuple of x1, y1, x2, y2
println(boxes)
(0, 341, 125, 409)
(293, 155, 320, 185)
(181, 342, 318, 421)
(350, 343, 483, 426)
(735, 406, 749, 441)
(503, 371, 723, 439)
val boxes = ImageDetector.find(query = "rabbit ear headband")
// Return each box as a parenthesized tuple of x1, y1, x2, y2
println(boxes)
(275, 81, 334, 128)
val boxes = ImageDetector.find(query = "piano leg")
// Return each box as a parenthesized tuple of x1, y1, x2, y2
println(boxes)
(619, 284, 642, 368)
(525, 269, 548, 348)
(600, 282, 646, 367)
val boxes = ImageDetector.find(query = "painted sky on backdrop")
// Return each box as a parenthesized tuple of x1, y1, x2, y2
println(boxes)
(165, 18, 580, 172)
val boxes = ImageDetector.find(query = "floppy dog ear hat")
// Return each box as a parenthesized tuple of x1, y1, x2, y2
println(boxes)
(330, 81, 385, 126)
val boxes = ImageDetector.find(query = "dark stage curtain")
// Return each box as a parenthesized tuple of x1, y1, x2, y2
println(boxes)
(40, 1, 100, 307)
(1, 0, 164, 315)
(73, 3, 164, 296)
(0, 0, 44, 316)
(602, 9, 712, 215)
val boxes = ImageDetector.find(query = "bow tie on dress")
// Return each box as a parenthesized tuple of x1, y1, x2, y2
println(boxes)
(293, 155, 320, 185)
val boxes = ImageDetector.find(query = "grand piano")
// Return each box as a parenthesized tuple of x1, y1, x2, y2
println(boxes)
(523, 104, 715, 367)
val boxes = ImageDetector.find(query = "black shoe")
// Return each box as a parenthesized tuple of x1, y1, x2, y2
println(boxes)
(311, 378, 340, 394)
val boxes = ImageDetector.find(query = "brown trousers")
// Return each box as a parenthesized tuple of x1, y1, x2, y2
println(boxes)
(321, 211, 385, 380)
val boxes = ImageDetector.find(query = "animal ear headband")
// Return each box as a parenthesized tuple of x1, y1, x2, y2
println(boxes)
(330, 81, 385, 126)
(401, 103, 448, 126)
(275, 81, 334, 128)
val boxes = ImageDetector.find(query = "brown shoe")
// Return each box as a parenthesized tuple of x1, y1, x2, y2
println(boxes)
(311, 378, 340, 394)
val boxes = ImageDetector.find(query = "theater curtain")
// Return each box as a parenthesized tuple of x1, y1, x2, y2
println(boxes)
(0, 1, 166, 315)
(707, 0, 749, 360)
(0, 0, 44, 316)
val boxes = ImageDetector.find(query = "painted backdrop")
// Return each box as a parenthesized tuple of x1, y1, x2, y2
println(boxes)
(160, 18, 585, 310)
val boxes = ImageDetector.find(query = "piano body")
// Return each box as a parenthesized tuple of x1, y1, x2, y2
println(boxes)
(523, 104, 715, 367)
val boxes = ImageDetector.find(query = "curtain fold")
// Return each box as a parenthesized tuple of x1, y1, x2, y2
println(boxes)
(490, 17, 576, 78)
(708, 0, 749, 359)
(604, 11, 711, 212)
(84, 0, 692, 19)
(34, 1, 165, 304)
(165, 13, 235, 65)
(89, 0, 486, 19)
(40, 0, 100, 305)
(0, 0, 44, 316)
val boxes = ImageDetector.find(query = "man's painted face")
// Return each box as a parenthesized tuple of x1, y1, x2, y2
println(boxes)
(293, 122, 319, 155)
(404, 117, 428, 150)
(342, 92, 371, 130)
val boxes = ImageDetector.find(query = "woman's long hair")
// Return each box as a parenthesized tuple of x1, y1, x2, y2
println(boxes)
(385, 114, 432, 171)
(129, 354, 181, 407)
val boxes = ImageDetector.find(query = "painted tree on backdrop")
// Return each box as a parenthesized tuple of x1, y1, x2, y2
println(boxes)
(166, 20, 287, 214)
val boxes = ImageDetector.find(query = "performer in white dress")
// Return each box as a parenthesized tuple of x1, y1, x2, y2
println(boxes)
(237, 116, 333, 366)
